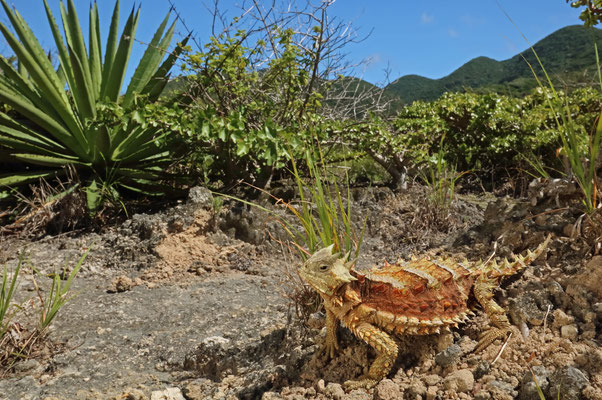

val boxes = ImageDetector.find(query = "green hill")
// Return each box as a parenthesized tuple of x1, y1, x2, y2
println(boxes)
(385, 25, 602, 103)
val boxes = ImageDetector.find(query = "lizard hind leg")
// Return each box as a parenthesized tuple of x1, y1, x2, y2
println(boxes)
(473, 278, 514, 353)
(343, 322, 398, 390)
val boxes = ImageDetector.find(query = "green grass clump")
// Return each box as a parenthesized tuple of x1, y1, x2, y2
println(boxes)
(0, 257, 22, 338)
(0, 249, 88, 374)
(504, 8, 602, 213)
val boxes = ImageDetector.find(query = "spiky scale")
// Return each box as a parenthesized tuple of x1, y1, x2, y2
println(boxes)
(298, 235, 551, 390)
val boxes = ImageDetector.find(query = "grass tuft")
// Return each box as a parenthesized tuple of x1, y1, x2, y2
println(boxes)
(0, 249, 88, 375)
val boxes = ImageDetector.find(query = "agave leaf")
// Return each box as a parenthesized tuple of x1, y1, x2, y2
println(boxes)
(12, 153, 87, 167)
(0, 56, 38, 101)
(44, 0, 75, 91)
(0, 23, 71, 121)
(122, 14, 173, 108)
(56, 64, 67, 89)
(110, 123, 156, 159)
(100, 0, 120, 96)
(112, 128, 170, 161)
(0, 0, 66, 97)
(116, 167, 166, 180)
(102, 5, 139, 102)
(0, 23, 88, 154)
(61, 0, 98, 106)
(61, 0, 91, 87)
(0, 81, 89, 159)
(118, 180, 184, 197)
(0, 130, 65, 155)
(144, 77, 170, 101)
(88, 2, 102, 97)
(0, 112, 65, 149)
(0, 171, 58, 187)
(67, 43, 96, 121)
(85, 180, 102, 215)
(141, 35, 190, 101)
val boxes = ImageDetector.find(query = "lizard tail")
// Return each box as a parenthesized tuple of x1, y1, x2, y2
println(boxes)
(484, 234, 551, 279)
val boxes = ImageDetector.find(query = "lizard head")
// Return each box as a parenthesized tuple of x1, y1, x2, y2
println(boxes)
(298, 244, 357, 297)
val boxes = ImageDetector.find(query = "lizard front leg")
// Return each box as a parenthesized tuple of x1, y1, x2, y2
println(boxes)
(321, 308, 340, 360)
(344, 322, 398, 390)
(473, 278, 514, 352)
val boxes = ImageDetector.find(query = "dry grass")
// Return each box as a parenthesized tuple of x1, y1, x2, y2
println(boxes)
(1, 168, 90, 237)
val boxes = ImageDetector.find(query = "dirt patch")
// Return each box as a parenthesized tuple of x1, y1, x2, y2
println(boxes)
(0, 183, 600, 400)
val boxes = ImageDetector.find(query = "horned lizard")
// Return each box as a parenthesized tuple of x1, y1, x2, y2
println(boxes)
(298, 236, 551, 390)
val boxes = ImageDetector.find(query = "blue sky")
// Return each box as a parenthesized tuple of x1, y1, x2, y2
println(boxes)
(0, 1, 584, 86)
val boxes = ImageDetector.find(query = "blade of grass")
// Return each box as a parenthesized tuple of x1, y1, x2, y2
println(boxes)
(0, 255, 23, 338)
(39, 248, 89, 330)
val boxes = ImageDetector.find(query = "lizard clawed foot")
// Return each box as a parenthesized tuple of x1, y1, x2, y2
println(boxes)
(475, 326, 512, 353)
(320, 339, 339, 361)
(344, 376, 378, 391)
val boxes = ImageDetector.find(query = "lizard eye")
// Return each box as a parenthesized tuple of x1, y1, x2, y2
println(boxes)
(319, 264, 329, 271)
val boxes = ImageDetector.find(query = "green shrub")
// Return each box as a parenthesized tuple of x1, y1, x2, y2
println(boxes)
(181, 28, 327, 187)
(343, 88, 600, 186)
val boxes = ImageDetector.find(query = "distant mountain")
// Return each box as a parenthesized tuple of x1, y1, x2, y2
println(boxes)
(385, 25, 602, 103)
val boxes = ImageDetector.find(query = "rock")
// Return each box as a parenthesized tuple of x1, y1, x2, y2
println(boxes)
(560, 324, 579, 340)
(374, 379, 402, 400)
(347, 389, 372, 400)
(407, 380, 427, 397)
(549, 366, 589, 400)
(183, 336, 234, 379)
(552, 309, 575, 328)
(443, 369, 474, 393)
(108, 275, 135, 293)
(166, 213, 194, 233)
(486, 380, 517, 399)
(519, 366, 550, 400)
(13, 359, 42, 374)
(150, 388, 185, 400)
(474, 361, 491, 380)
(425, 386, 438, 400)
(324, 382, 345, 400)
(182, 381, 210, 400)
(547, 281, 566, 305)
(188, 187, 213, 209)
(508, 293, 551, 326)
(593, 302, 602, 316)
(435, 343, 461, 367)
(423, 374, 441, 386)
(127, 214, 161, 241)
(119, 389, 147, 400)
(474, 392, 491, 400)
(261, 393, 283, 400)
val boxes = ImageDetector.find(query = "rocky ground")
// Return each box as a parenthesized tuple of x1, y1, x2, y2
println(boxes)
(0, 182, 601, 400)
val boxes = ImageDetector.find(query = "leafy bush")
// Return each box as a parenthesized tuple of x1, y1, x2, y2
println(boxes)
(344, 88, 601, 186)
(180, 27, 326, 187)
(0, 0, 190, 213)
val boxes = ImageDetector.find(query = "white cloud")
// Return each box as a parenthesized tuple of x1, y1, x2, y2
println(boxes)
(421, 12, 434, 24)
(460, 15, 486, 26)
(448, 28, 459, 38)
(366, 53, 383, 65)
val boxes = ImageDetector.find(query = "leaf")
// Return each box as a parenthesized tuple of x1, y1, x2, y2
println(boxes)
(13, 153, 87, 167)
(86, 180, 101, 215)
(0, 171, 58, 186)
(122, 13, 173, 108)
(99, 0, 120, 96)
(101, 5, 139, 102)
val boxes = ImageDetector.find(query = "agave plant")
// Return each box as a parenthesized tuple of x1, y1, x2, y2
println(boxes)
(0, 0, 190, 212)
